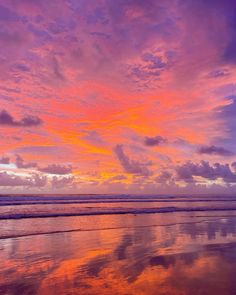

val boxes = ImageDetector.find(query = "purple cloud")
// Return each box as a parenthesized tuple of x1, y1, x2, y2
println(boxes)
(0, 156, 10, 164)
(33, 174, 47, 187)
(15, 154, 37, 169)
(51, 56, 65, 81)
(51, 175, 75, 188)
(176, 161, 236, 183)
(14, 155, 72, 176)
(198, 145, 233, 156)
(208, 69, 229, 78)
(103, 174, 127, 185)
(155, 171, 173, 183)
(38, 164, 72, 175)
(0, 110, 42, 127)
(142, 53, 167, 70)
(82, 130, 105, 146)
(114, 144, 151, 176)
(215, 96, 236, 117)
(0, 4, 20, 22)
(214, 96, 236, 150)
(110, 175, 127, 181)
(0, 172, 32, 186)
(144, 135, 166, 146)
(0, 172, 47, 187)
(14, 145, 64, 155)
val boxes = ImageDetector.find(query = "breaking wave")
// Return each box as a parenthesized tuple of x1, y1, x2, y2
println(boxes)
(1, 206, 236, 220)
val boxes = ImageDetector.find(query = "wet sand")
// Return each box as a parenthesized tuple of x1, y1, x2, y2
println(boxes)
(1, 210, 236, 294)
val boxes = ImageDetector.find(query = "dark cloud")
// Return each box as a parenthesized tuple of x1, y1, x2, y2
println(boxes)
(198, 145, 233, 156)
(15, 154, 37, 169)
(144, 135, 166, 146)
(176, 161, 236, 183)
(0, 156, 10, 164)
(0, 110, 42, 127)
(13, 63, 31, 72)
(114, 144, 151, 176)
(38, 164, 72, 175)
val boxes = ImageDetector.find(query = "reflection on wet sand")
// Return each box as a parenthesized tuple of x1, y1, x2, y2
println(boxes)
(1, 212, 236, 294)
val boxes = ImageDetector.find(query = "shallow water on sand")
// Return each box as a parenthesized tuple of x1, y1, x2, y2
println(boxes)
(1, 196, 236, 294)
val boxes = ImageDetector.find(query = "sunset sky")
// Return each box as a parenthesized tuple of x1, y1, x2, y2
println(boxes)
(1, 0, 236, 194)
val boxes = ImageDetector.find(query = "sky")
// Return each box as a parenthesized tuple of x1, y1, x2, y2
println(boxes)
(1, 0, 236, 194)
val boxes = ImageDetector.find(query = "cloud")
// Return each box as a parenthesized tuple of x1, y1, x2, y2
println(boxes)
(208, 69, 229, 78)
(0, 4, 20, 22)
(0, 169, 74, 189)
(51, 176, 75, 188)
(110, 175, 127, 181)
(198, 145, 233, 156)
(51, 56, 65, 81)
(0, 110, 42, 127)
(215, 96, 236, 118)
(155, 171, 173, 183)
(176, 161, 236, 183)
(103, 174, 127, 185)
(114, 144, 151, 176)
(14, 145, 64, 154)
(179, 0, 236, 65)
(1, 0, 236, 194)
(82, 130, 105, 146)
(14, 155, 73, 176)
(144, 135, 166, 146)
(127, 52, 170, 88)
(214, 96, 236, 148)
(33, 174, 47, 187)
(0, 156, 10, 164)
(142, 53, 167, 70)
(38, 164, 72, 175)
(220, 0, 236, 64)
(15, 154, 37, 169)
(0, 172, 47, 187)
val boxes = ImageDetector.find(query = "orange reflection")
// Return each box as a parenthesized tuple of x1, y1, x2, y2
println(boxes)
(1, 213, 236, 294)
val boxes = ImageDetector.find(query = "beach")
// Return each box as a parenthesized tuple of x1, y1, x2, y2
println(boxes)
(1, 0, 236, 293)
(1, 195, 236, 294)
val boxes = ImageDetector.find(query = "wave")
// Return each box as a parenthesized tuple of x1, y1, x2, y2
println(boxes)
(0, 194, 177, 201)
(1, 206, 236, 220)
(1, 194, 236, 202)
(1, 197, 236, 207)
